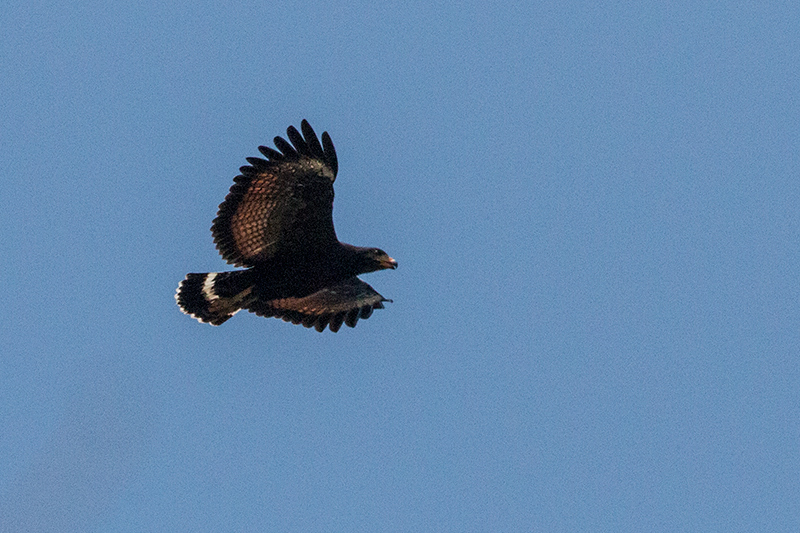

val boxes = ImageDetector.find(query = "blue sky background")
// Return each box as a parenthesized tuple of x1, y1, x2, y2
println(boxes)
(2, 1, 799, 531)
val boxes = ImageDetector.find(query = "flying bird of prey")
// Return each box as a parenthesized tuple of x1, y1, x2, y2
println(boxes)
(175, 120, 397, 332)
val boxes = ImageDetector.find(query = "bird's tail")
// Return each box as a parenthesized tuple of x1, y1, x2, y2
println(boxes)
(175, 270, 256, 325)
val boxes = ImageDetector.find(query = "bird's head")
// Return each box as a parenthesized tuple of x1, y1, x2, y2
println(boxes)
(362, 248, 398, 273)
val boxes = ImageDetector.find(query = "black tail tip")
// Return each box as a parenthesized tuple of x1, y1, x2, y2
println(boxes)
(175, 273, 234, 326)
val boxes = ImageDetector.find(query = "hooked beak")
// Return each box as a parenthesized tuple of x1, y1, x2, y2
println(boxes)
(380, 256, 398, 270)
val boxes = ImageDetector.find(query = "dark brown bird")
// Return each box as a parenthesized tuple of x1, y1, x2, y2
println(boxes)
(175, 120, 397, 332)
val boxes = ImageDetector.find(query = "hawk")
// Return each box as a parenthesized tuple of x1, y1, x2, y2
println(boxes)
(175, 120, 397, 332)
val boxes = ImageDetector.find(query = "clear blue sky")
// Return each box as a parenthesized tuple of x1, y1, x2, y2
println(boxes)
(2, 1, 798, 531)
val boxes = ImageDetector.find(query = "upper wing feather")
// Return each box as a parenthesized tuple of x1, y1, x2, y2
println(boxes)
(244, 277, 390, 332)
(211, 120, 339, 267)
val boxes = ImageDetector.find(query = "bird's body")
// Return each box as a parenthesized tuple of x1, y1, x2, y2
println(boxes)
(175, 120, 396, 332)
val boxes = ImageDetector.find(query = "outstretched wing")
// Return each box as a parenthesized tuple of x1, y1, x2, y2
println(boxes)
(244, 277, 391, 332)
(212, 120, 340, 268)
